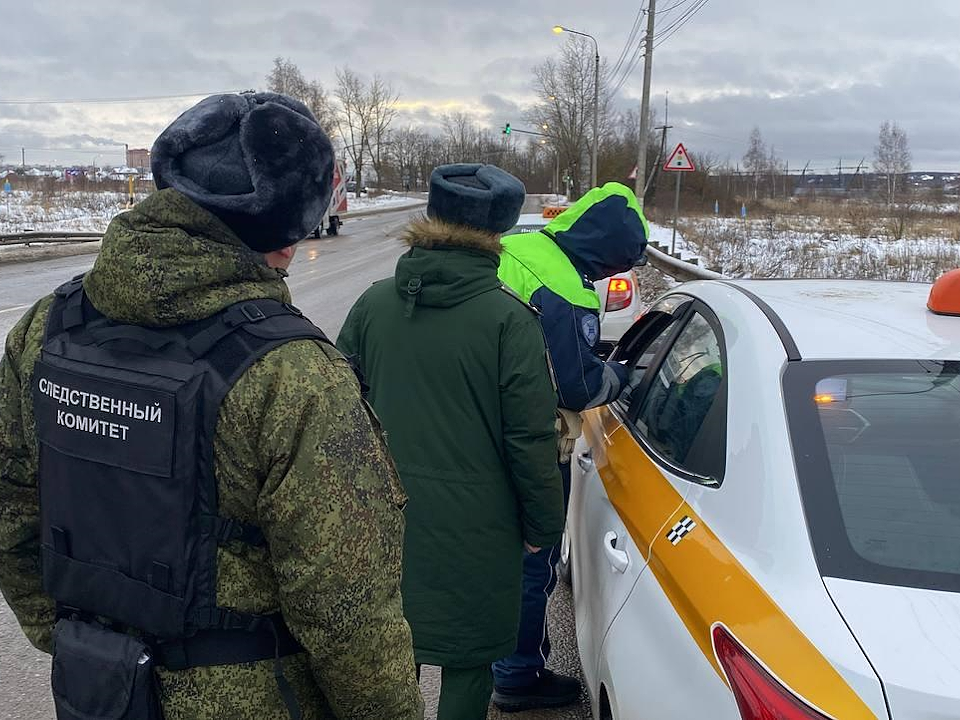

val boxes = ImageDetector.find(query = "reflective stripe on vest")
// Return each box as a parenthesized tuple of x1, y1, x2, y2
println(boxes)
(499, 231, 601, 311)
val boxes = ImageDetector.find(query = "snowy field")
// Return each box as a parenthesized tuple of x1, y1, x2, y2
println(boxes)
(674, 213, 960, 282)
(0, 189, 423, 235)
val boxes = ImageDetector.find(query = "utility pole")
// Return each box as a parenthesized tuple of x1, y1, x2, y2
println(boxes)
(635, 0, 656, 205)
(645, 91, 671, 197)
(21, 147, 25, 167)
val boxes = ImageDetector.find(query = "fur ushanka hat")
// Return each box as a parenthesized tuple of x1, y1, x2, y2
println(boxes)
(151, 91, 334, 253)
(427, 164, 526, 235)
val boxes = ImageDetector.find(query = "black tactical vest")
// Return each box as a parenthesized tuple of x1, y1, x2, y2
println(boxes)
(33, 275, 332, 714)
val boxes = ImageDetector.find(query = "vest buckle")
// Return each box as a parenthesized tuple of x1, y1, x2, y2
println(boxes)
(240, 303, 267, 323)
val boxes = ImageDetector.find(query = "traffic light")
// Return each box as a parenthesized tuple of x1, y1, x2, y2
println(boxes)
(503, 122, 511, 135)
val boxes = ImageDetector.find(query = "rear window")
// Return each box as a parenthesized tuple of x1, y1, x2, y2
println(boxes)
(785, 360, 960, 593)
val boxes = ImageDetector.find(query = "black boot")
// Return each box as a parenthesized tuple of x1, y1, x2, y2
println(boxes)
(492, 669, 582, 712)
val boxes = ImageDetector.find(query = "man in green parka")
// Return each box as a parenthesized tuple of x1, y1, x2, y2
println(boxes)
(337, 164, 565, 719)
(0, 93, 422, 719)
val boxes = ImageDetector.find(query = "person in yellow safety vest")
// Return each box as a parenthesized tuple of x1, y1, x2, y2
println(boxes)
(493, 182, 648, 712)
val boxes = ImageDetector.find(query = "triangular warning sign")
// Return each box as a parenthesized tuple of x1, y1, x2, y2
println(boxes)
(663, 143, 696, 172)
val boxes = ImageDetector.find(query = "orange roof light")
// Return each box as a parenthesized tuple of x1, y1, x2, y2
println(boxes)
(542, 206, 565, 219)
(928, 269, 960, 316)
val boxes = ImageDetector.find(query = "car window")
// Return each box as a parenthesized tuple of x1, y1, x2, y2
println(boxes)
(614, 296, 692, 409)
(631, 312, 726, 482)
(617, 319, 677, 410)
(786, 361, 960, 592)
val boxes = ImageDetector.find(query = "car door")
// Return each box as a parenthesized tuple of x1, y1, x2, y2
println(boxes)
(570, 295, 694, 693)
(599, 303, 730, 718)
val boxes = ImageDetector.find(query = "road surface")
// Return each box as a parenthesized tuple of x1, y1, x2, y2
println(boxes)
(0, 206, 592, 720)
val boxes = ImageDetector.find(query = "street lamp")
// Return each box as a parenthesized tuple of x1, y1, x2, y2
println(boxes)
(553, 24, 600, 188)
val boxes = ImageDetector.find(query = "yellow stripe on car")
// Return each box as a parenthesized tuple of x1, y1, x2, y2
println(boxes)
(583, 407, 878, 719)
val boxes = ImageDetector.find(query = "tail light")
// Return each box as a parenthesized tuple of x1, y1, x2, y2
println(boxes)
(606, 277, 633, 311)
(713, 625, 832, 720)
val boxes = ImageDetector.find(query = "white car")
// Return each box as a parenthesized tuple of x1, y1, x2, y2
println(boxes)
(507, 213, 644, 349)
(565, 277, 960, 719)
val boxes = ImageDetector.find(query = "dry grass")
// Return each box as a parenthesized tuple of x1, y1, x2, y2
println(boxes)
(679, 219, 960, 283)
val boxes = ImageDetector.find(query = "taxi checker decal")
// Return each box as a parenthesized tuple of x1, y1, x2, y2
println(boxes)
(666, 516, 696, 545)
(585, 410, 879, 719)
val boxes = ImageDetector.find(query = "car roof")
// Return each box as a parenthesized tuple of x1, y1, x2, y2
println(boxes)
(511, 214, 548, 229)
(720, 278, 960, 361)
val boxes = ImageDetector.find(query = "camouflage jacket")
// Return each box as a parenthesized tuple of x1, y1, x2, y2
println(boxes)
(0, 189, 424, 720)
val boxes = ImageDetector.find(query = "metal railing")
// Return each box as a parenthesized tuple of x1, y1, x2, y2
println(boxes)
(644, 242, 724, 281)
(0, 202, 430, 248)
(0, 231, 103, 246)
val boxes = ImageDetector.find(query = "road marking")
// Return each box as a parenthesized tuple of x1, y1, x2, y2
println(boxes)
(0, 304, 31, 316)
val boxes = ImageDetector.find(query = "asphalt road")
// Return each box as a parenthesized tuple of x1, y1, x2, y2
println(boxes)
(0, 206, 592, 720)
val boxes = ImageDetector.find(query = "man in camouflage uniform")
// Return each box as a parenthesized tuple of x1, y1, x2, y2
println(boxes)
(0, 92, 423, 719)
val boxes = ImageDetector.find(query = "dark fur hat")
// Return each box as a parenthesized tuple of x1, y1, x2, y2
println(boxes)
(427, 164, 525, 235)
(151, 92, 334, 253)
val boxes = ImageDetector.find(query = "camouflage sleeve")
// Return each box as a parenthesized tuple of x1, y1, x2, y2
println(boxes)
(228, 339, 422, 720)
(0, 297, 56, 653)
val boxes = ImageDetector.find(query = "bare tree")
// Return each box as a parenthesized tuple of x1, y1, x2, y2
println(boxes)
(265, 58, 337, 138)
(874, 120, 912, 205)
(442, 112, 475, 162)
(335, 68, 372, 197)
(742, 127, 767, 200)
(526, 37, 612, 198)
(391, 126, 429, 190)
(366, 75, 398, 185)
(334, 68, 400, 195)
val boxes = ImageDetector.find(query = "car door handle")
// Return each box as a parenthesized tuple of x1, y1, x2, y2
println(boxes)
(577, 450, 594, 471)
(603, 531, 630, 573)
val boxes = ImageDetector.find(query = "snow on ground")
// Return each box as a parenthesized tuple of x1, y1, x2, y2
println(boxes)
(677, 215, 960, 282)
(343, 192, 425, 214)
(0, 190, 424, 235)
(0, 190, 146, 234)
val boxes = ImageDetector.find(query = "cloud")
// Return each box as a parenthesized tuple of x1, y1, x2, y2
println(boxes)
(2, 0, 960, 167)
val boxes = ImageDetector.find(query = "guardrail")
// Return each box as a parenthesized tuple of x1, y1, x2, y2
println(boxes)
(644, 241, 724, 281)
(0, 202, 429, 248)
(0, 231, 103, 246)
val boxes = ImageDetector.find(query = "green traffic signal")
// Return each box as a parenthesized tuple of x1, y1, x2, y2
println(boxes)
(503, 123, 511, 135)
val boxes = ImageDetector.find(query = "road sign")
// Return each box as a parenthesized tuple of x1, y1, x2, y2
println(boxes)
(663, 143, 696, 172)
(3, 180, 11, 195)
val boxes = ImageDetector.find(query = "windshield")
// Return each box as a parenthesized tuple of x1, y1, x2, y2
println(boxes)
(784, 360, 960, 594)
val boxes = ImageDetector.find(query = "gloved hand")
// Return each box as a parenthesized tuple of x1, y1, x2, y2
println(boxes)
(618, 365, 646, 406)
(556, 408, 583, 464)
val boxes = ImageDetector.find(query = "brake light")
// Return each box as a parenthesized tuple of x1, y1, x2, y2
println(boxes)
(713, 625, 831, 720)
(606, 277, 633, 311)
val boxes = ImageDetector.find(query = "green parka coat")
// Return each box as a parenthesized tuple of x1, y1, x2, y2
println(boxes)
(337, 218, 565, 668)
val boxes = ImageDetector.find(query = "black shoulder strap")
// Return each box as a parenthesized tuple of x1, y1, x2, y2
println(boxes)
(499, 283, 542, 316)
(45, 275, 87, 342)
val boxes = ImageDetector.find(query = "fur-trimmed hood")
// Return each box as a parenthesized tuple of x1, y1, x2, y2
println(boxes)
(403, 216, 503, 254)
(394, 217, 503, 312)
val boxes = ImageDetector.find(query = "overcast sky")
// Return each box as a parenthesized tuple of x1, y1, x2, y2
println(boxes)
(2, 0, 959, 171)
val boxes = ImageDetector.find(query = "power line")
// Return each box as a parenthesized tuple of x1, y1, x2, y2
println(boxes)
(611, 0, 709, 96)
(0, 91, 242, 106)
(0, 146, 124, 155)
(611, 38, 648, 96)
(655, 0, 711, 48)
(610, 2, 648, 79)
(656, 0, 696, 18)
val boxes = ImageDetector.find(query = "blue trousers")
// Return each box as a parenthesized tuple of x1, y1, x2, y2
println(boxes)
(492, 460, 572, 689)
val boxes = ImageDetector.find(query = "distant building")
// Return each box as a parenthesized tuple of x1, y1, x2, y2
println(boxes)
(126, 148, 151, 171)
